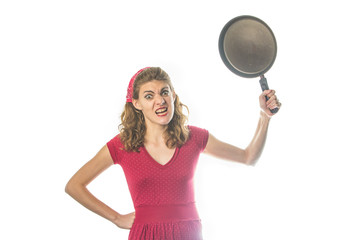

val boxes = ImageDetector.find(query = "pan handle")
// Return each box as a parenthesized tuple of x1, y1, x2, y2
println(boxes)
(259, 75, 279, 114)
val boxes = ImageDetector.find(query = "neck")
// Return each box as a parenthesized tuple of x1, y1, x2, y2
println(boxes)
(144, 122, 168, 145)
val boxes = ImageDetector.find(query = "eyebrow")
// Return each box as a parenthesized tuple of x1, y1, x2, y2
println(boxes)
(143, 87, 169, 94)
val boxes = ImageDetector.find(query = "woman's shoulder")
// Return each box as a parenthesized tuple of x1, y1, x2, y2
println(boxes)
(107, 134, 126, 151)
(108, 134, 122, 144)
(107, 134, 128, 165)
(187, 125, 208, 134)
(186, 125, 209, 151)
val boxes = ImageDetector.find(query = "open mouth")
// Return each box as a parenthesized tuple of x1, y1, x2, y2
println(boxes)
(155, 107, 168, 116)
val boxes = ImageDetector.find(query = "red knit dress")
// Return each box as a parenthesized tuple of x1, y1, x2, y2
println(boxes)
(107, 126, 209, 240)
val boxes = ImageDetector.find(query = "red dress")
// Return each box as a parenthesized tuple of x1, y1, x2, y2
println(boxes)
(107, 126, 209, 240)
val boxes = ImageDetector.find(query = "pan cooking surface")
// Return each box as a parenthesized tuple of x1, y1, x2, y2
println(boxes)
(219, 16, 277, 78)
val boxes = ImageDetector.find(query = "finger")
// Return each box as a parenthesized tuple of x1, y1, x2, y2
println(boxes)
(268, 99, 281, 109)
(266, 90, 276, 98)
(267, 101, 276, 109)
(260, 90, 273, 105)
(266, 96, 278, 107)
(266, 94, 277, 103)
(262, 89, 272, 96)
(266, 94, 276, 104)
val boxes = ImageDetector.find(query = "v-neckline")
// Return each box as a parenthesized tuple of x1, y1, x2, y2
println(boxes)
(142, 145, 179, 168)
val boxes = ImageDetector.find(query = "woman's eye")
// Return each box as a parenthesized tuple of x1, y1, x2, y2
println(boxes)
(145, 94, 153, 99)
(162, 91, 169, 96)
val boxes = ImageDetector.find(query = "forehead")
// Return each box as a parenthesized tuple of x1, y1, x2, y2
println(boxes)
(139, 80, 170, 92)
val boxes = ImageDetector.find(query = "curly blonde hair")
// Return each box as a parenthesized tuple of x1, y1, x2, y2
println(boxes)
(119, 67, 189, 152)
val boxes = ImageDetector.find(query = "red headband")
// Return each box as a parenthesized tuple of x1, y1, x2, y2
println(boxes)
(126, 67, 150, 103)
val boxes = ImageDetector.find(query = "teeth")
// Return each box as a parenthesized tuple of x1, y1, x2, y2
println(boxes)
(156, 108, 167, 114)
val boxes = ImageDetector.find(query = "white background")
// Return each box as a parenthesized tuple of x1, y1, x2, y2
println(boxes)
(1, 0, 359, 239)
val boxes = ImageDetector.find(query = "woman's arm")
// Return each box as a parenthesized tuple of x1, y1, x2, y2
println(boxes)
(65, 145, 135, 229)
(203, 89, 280, 166)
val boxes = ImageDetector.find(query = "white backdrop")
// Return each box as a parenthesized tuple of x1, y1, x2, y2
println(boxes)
(1, 0, 359, 239)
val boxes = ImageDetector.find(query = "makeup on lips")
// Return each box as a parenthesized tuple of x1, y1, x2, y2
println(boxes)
(155, 107, 168, 117)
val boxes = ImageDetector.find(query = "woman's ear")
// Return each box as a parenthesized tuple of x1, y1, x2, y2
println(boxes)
(132, 99, 142, 111)
(173, 91, 177, 102)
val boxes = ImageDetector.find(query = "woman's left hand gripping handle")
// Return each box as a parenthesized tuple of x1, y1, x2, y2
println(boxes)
(260, 89, 281, 117)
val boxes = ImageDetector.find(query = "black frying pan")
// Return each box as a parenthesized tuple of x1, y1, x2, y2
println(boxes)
(219, 15, 278, 113)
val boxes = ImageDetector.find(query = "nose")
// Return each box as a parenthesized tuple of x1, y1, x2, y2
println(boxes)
(155, 94, 165, 105)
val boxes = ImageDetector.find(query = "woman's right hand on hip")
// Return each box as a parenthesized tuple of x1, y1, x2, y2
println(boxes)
(113, 212, 135, 229)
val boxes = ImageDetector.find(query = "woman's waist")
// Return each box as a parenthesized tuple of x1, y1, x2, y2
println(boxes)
(134, 202, 200, 224)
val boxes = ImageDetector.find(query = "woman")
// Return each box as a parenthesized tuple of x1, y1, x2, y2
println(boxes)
(65, 67, 281, 239)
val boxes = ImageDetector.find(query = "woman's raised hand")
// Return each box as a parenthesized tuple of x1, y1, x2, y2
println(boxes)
(259, 89, 281, 117)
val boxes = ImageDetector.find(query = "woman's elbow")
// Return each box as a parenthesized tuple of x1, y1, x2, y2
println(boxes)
(65, 180, 74, 195)
(244, 150, 259, 166)
(65, 179, 82, 195)
(246, 158, 259, 166)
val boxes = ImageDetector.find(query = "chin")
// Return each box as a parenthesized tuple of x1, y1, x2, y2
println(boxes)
(157, 117, 173, 126)
(151, 112, 174, 126)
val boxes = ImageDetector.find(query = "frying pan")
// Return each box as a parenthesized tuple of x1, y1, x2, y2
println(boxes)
(219, 15, 278, 113)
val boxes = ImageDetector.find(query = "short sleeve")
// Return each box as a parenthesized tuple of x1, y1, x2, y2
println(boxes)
(188, 125, 209, 152)
(106, 135, 122, 165)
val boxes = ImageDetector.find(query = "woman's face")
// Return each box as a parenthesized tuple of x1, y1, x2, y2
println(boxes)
(133, 80, 176, 128)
